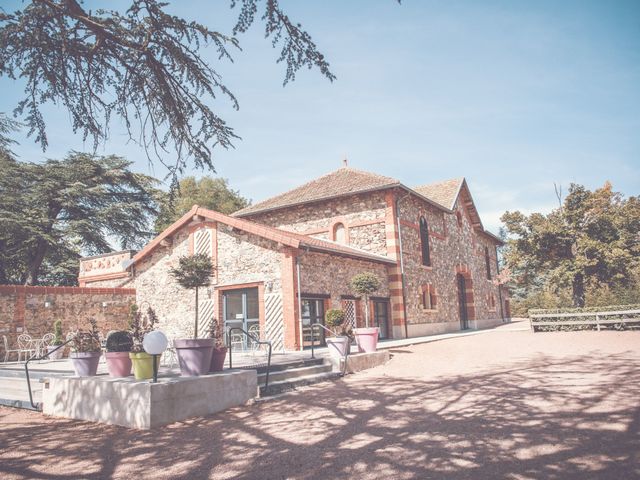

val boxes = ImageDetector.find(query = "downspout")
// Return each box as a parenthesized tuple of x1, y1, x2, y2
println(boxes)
(395, 191, 411, 339)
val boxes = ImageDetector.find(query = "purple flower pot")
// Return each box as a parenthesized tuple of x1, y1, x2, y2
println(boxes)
(105, 351, 132, 377)
(174, 338, 214, 377)
(326, 336, 351, 359)
(209, 347, 228, 372)
(69, 351, 101, 376)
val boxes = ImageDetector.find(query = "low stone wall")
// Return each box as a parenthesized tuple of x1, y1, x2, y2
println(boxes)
(0, 285, 135, 359)
(42, 369, 257, 429)
(327, 350, 390, 373)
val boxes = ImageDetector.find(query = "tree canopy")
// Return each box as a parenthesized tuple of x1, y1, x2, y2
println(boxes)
(154, 176, 250, 233)
(0, 152, 158, 285)
(0, 0, 335, 182)
(501, 182, 640, 309)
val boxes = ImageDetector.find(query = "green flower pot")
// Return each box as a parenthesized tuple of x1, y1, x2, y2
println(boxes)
(129, 352, 160, 380)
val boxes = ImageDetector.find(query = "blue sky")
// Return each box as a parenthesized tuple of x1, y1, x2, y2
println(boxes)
(1, 0, 638, 233)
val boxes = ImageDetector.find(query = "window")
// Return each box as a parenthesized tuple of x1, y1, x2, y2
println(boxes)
(485, 247, 492, 280)
(456, 211, 463, 228)
(421, 285, 437, 310)
(488, 293, 496, 310)
(333, 222, 346, 244)
(419, 216, 431, 266)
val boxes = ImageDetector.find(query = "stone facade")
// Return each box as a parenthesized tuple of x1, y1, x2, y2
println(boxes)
(0, 285, 134, 359)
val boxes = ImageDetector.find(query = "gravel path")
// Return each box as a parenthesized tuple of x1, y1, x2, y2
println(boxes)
(1, 325, 639, 479)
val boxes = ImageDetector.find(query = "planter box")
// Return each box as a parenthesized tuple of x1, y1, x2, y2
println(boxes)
(42, 369, 257, 429)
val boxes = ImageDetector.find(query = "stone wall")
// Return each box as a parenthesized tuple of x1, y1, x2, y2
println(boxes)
(244, 191, 389, 256)
(397, 191, 504, 335)
(299, 251, 390, 310)
(0, 285, 135, 360)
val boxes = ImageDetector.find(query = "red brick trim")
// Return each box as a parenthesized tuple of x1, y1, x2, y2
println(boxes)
(79, 271, 130, 285)
(349, 218, 385, 228)
(280, 248, 300, 350)
(0, 285, 136, 295)
(216, 281, 264, 292)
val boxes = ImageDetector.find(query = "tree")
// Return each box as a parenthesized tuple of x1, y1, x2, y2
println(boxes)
(501, 182, 640, 308)
(350, 272, 381, 328)
(0, 152, 159, 285)
(154, 176, 249, 233)
(0, 0, 335, 182)
(169, 253, 214, 338)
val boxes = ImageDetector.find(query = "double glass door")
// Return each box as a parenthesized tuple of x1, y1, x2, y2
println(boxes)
(301, 298, 325, 348)
(224, 287, 259, 349)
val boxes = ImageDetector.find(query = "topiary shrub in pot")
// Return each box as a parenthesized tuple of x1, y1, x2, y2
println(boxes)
(325, 308, 353, 359)
(350, 272, 381, 353)
(69, 318, 102, 376)
(129, 304, 160, 380)
(169, 253, 215, 376)
(105, 331, 133, 377)
(208, 318, 227, 372)
(46, 320, 65, 360)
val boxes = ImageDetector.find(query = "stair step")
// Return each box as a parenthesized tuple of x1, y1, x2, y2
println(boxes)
(259, 371, 341, 397)
(258, 364, 332, 384)
(253, 358, 324, 374)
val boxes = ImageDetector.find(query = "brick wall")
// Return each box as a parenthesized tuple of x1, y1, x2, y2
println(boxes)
(0, 285, 135, 360)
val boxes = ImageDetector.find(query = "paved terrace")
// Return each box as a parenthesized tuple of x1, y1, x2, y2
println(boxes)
(1, 320, 638, 479)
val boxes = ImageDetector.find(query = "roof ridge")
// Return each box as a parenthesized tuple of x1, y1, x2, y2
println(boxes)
(413, 177, 465, 190)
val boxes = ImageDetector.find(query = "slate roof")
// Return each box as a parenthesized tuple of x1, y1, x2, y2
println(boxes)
(413, 178, 465, 210)
(234, 167, 401, 217)
(132, 206, 396, 267)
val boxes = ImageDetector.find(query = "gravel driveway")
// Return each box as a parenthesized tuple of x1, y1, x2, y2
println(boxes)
(1, 323, 638, 479)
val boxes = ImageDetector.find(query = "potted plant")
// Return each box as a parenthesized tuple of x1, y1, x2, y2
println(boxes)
(69, 318, 102, 376)
(208, 318, 227, 372)
(169, 253, 215, 376)
(350, 272, 381, 353)
(129, 304, 160, 380)
(46, 320, 65, 360)
(105, 331, 133, 377)
(325, 308, 353, 359)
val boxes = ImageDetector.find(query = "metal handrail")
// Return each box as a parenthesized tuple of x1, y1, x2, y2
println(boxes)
(309, 323, 349, 376)
(227, 327, 272, 389)
(24, 338, 74, 410)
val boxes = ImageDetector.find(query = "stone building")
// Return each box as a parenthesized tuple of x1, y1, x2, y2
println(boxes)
(79, 167, 509, 350)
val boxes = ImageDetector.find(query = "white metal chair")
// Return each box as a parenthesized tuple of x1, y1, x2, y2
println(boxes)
(17, 334, 36, 360)
(40, 333, 55, 357)
(162, 339, 179, 369)
(229, 332, 244, 351)
(248, 324, 262, 356)
(3, 335, 25, 362)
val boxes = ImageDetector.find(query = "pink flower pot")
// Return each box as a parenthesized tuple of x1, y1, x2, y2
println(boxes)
(105, 351, 132, 377)
(174, 338, 214, 377)
(69, 351, 101, 376)
(354, 327, 379, 353)
(326, 336, 351, 359)
(209, 347, 228, 372)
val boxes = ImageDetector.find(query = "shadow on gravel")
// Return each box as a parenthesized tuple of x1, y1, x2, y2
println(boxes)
(1, 351, 639, 479)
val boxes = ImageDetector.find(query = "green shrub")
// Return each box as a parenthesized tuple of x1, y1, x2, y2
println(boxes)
(106, 331, 133, 352)
(52, 319, 63, 346)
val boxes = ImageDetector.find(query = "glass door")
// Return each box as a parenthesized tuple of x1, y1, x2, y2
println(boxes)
(301, 298, 325, 348)
(373, 300, 389, 339)
(224, 287, 260, 349)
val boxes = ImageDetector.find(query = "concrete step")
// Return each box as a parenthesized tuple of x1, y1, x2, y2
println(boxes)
(259, 371, 341, 397)
(258, 363, 332, 384)
(255, 358, 325, 374)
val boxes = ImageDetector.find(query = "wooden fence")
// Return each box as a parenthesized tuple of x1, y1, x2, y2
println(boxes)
(529, 309, 640, 332)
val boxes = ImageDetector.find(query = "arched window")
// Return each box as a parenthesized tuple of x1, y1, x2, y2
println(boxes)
(419, 216, 431, 266)
(485, 246, 492, 280)
(333, 222, 346, 244)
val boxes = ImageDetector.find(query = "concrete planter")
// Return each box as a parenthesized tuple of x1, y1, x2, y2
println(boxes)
(354, 327, 379, 353)
(130, 352, 159, 380)
(105, 351, 132, 378)
(209, 347, 228, 372)
(174, 338, 214, 377)
(47, 345, 64, 360)
(69, 351, 101, 376)
(326, 336, 350, 359)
